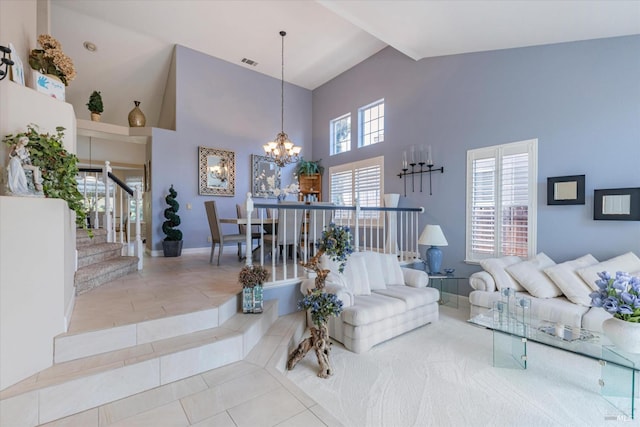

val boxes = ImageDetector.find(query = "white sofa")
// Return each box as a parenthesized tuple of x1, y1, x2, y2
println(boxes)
(469, 251, 640, 332)
(301, 251, 439, 353)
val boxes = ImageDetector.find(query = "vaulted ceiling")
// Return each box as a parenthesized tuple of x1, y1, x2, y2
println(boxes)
(51, 0, 640, 127)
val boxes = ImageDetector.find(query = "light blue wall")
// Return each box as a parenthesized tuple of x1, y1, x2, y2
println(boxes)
(312, 35, 640, 292)
(151, 45, 312, 253)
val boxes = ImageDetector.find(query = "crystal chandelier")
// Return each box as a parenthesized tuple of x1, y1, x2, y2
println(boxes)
(263, 31, 301, 167)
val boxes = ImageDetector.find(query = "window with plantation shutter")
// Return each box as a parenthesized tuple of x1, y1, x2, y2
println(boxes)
(330, 156, 384, 221)
(466, 139, 537, 262)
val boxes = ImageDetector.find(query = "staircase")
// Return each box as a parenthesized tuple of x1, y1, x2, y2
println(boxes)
(75, 228, 139, 295)
(0, 298, 301, 426)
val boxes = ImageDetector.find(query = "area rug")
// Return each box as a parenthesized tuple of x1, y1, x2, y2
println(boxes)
(285, 303, 638, 427)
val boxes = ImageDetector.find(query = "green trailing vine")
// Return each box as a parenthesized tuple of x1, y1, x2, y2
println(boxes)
(162, 185, 182, 241)
(3, 124, 88, 229)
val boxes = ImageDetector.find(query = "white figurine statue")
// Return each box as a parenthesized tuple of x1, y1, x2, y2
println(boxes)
(7, 136, 43, 196)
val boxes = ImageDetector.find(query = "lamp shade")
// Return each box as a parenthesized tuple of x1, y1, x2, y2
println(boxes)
(418, 225, 448, 247)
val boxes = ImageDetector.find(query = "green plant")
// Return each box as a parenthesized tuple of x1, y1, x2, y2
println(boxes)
(238, 264, 269, 288)
(296, 158, 324, 176)
(86, 91, 104, 114)
(162, 185, 182, 241)
(3, 125, 87, 229)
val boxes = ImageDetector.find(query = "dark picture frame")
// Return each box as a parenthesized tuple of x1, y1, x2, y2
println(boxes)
(547, 175, 585, 205)
(594, 187, 640, 221)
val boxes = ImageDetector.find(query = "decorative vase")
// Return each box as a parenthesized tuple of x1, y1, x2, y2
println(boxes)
(162, 240, 183, 257)
(128, 100, 146, 127)
(90, 112, 101, 122)
(602, 317, 640, 354)
(242, 285, 263, 314)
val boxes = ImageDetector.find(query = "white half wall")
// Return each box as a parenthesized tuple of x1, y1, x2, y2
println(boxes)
(0, 196, 75, 391)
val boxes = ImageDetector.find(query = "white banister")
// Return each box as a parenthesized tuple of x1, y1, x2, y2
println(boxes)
(133, 184, 143, 270)
(103, 161, 113, 242)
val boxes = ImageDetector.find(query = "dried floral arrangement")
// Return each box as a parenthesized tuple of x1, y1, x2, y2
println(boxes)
(29, 34, 76, 86)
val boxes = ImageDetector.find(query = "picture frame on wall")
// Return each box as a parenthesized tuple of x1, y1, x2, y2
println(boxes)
(594, 187, 640, 221)
(198, 146, 235, 196)
(547, 175, 585, 205)
(8, 43, 25, 86)
(252, 154, 279, 198)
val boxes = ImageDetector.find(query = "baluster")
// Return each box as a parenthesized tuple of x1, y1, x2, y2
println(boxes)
(103, 161, 112, 242)
(93, 172, 99, 229)
(134, 185, 143, 270)
(118, 186, 123, 244)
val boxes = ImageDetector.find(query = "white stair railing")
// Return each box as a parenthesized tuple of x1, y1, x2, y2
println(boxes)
(78, 162, 144, 270)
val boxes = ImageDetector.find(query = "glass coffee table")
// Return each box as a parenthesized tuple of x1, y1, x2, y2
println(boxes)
(469, 309, 640, 420)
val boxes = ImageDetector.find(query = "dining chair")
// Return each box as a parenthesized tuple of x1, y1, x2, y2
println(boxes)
(204, 200, 245, 265)
(276, 202, 305, 261)
(236, 203, 264, 250)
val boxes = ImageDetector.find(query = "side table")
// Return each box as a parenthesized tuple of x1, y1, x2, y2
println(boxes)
(428, 275, 465, 308)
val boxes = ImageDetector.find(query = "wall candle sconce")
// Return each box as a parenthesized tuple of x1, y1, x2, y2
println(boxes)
(398, 145, 444, 196)
(0, 45, 14, 81)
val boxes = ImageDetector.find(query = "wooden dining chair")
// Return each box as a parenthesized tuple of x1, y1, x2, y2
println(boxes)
(204, 200, 245, 265)
(276, 203, 305, 261)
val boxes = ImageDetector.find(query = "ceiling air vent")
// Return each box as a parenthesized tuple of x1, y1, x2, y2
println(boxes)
(241, 58, 258, 67)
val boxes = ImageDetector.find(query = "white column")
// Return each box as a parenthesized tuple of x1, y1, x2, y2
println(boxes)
(384, 193, 400, 254)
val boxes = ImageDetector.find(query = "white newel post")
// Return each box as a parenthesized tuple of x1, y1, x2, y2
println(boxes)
(134, 185, 143, 270)
(384, 193, 400, 254)
(104, 161, 113, 242)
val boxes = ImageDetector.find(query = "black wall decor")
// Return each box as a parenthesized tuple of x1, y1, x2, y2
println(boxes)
(594, 187, 640, 221)
(547, 175, 585, 205)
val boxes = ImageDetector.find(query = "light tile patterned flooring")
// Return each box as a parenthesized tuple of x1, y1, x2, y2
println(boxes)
(38, 252, 342, 426)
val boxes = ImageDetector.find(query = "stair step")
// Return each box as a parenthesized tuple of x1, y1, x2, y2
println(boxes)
(76, 228, 107, 247)
(0, 300, 279, 426)
(54, 295, 239, 363)
(77, 242, 123, 268)
(75, 257, 139, 295)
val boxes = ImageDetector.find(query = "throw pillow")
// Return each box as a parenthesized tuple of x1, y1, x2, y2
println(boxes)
(544, 254, 598, 306)
(479, 256, 523, 291)
(506, 253, 561, 298)
(362, 252, 386, 290)
(576, 252, 640, 291)
(380, 253, 405, 285)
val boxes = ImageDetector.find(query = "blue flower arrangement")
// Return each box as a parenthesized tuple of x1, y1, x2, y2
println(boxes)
(319, 222, 354, 273)
(299, 289, 344, 327)
(590, 271, 640, 322)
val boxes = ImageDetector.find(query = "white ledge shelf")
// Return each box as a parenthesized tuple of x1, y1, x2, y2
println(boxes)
(77, 119, 151, 144)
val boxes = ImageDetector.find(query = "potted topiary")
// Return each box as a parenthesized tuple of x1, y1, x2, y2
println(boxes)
(86, 90, 103, 122)
(162, 185, 183, 257)
(238, 264, 270, 313)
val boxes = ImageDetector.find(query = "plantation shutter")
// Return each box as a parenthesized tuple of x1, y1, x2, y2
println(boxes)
(329, 156, 384, 221)
(466, 140, 537, 262)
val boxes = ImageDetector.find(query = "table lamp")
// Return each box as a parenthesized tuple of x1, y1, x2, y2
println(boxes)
(418, 225, 448, 275)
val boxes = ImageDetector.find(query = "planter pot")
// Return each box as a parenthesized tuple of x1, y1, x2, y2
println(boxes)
(602, 317, 640, 354)
(162, 240, 183, 257)
(242, 285, 264, 314)
(90, 112, 101, 122)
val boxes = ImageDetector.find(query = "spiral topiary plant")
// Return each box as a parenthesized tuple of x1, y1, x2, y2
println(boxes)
(162, 185, 182, 241)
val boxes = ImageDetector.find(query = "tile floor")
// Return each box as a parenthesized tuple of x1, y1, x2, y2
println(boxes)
(37, 251, 342, 426)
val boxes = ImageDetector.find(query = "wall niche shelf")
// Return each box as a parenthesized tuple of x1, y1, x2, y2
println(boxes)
(76, 119, 151, 145)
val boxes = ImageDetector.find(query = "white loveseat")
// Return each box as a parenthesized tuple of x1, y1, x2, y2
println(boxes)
(301, 251, 439, 353)
(469, 251, 640, 332)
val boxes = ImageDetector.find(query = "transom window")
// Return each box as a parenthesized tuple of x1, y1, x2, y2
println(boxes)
(358, 99, 384, 148)
(329, 156, 384, 221)
(330, 113, 351, 155)
(466, 139, 537, 262)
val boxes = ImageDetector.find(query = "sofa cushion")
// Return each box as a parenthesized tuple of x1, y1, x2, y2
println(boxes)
(544, 254, 599, 306)
(479, 256, 523, 291)
(505, 252, 561, 298)
(576, 252, 640, 291)
(362, 251, 387, 290)
(321, 253, 371, 295)
(380, 253, 404, 285)
(341, 293, 407, 326)
(374, 286, 439, 310)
